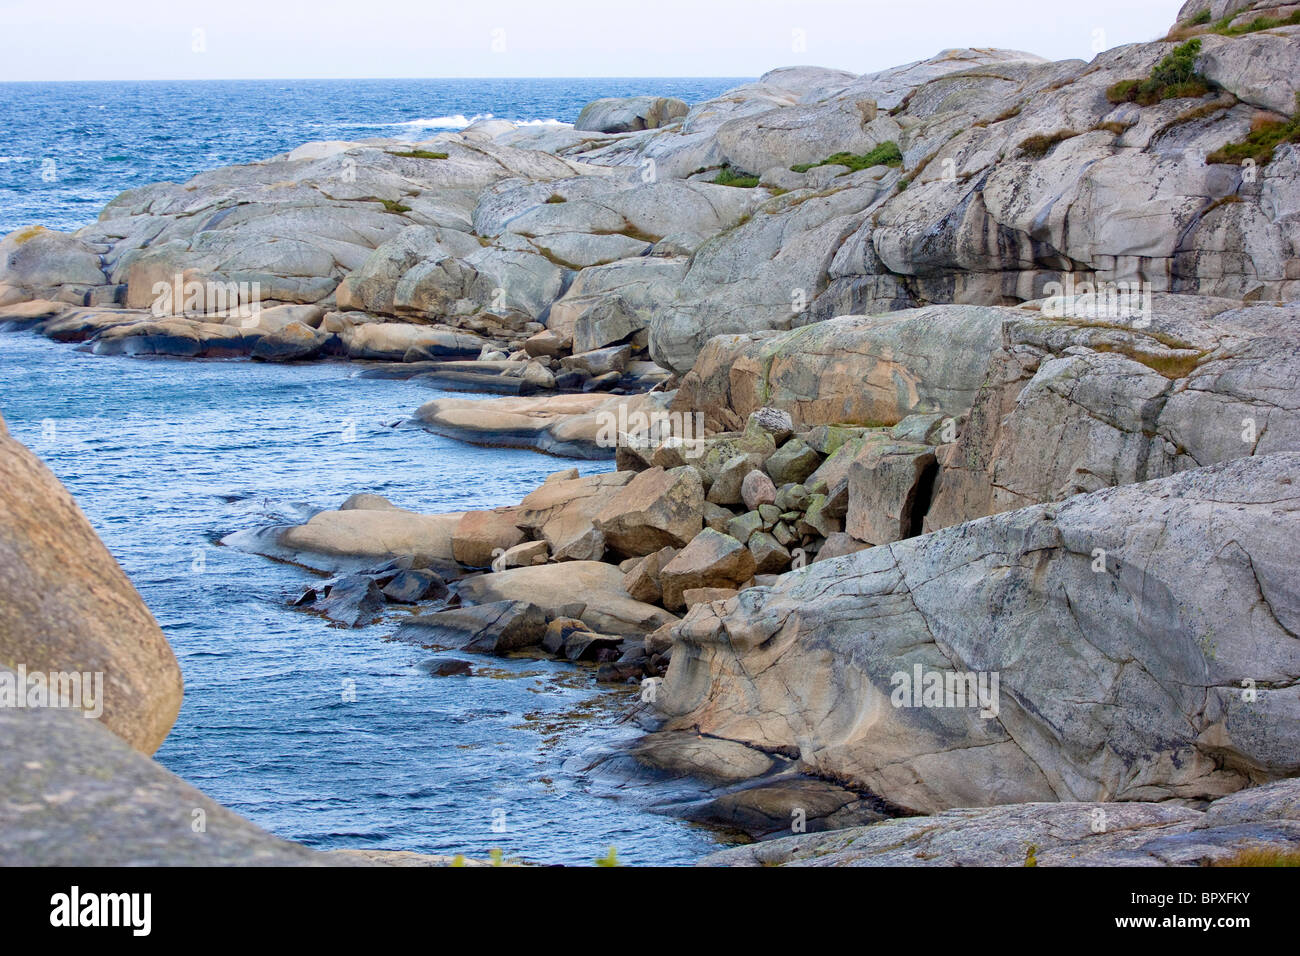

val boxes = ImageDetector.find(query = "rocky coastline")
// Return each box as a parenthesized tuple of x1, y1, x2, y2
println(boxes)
(3, 0, 1299, 866)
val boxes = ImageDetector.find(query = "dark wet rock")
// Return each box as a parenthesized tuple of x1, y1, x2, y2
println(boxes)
(563, 631, 623, 662)
(421, 658, 473, 677)
(394, 599, 547, 654)
(314, 574, 387, 627)
(684, 777, 888, 839)
(382, 568, 449, 604)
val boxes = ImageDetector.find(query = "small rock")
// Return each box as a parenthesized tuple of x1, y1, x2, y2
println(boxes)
(382, 568, 449, 604)
(740, 470, 778, 510)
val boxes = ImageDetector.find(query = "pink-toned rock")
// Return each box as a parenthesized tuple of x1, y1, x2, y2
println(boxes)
(740, 470, 777, 510)
(660, 529, 757, 611)
(452, 508, 526, 568)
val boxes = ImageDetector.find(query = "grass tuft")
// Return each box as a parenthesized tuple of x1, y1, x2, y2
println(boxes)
(387, 149, 449, 160)
(791, 141, 904, 174)
(1212, 846, 1300, 867)
(711, 164, 760, 188)
(1018, 130, 1080, 158)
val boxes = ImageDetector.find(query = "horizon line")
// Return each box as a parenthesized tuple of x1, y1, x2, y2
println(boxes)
(0, 74, 765, 84)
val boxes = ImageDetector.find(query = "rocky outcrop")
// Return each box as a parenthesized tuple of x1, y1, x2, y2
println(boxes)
(703, 776, 1300, 866)
(653, 454, 1300, 814)
(0, 417, 182, 754)
(575, 96, 689, 133)
(221, 497, 462, 573)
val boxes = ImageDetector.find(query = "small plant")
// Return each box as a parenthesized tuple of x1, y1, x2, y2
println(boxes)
(1207, 95, 1300, 167)
(1214, 10, 1300, 36)
(1189, 9, 1211, 26)
(711, 164, 760, 188)
(1106, 39, 1212, 106)
(378, 198, 412, 214)
(1024, 843, 1039, 867)
(1017, 130, 1080, 158)
(544, 193, 566, 203)
(791, 141, 903, 174)
(387, 149, 448, 160)
(594, 846, 620, 867)
(1091, 120, 1130, 135)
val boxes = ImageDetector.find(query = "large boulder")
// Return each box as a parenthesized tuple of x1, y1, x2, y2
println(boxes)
(575, 96, 689, 133)
(394, 600, 548, 654)
(0, 418, 182, 754)
(593, 466, 705, 557)
(512, 471, 634, 561)
(455, 561, 678, 635)
(415, 390, 675, 460)
(659, 529, 757, 611)
(452, 508, 526, 568)
(222, 501, 462, 573)
(656, 454, 1300, 813)
(673, 306, 1008, 432)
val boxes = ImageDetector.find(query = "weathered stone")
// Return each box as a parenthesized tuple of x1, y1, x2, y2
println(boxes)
(740, 470, 778, 510)
(382, 568, 449, 603)
(0, 419, 182, 754)
(660, 529, 758, 611)
(456, 561, 677, 636)
(394, 600, 548, 654)
(844, 441, 937, 545)
(765, 438, 822, 486)
(593, 466, 705, 557)
(747, 531, 792, 574)
(657, 454, 1300, 814)
(726, 510, 765, 544)
(452, 508, 526, 568)
(513, 471, 634, 561)
(706, 453, 766, 505)
(622, 546, 678, 604)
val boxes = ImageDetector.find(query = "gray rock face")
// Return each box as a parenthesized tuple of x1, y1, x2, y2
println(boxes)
(575, 96, 689, 133)
(0, 700, 338, 865)
(702, 780, 1300, 866)
(655, 454, 1300, 814)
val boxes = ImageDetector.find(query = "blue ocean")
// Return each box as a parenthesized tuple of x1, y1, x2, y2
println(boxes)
(0, 77, 745, 234)
(0, 77, 748, 865)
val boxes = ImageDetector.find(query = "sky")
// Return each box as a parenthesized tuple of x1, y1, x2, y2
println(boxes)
(0, 0, 1181, 81)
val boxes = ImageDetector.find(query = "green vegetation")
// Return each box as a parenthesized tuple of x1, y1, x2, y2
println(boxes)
(544, 193, 567, 203)
(1207, 100, 1300, 167)
(1211, 10, 1300, 35)
(1106, 39, 1212, 105)
(594, 846, 620, 867)
(1189, 9, 1211, 26)
(791, 141, 903, 174)
(1017, 130, 1080, 158)
(387, 149, 449, 160)
(711, 164, 760, 188)
(377, 198, 412, 214)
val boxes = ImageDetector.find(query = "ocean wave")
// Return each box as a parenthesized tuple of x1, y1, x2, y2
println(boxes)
(335, 113, 569, 131)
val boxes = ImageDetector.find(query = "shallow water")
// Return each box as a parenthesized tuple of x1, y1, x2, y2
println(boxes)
(0, 332, 721, 865)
